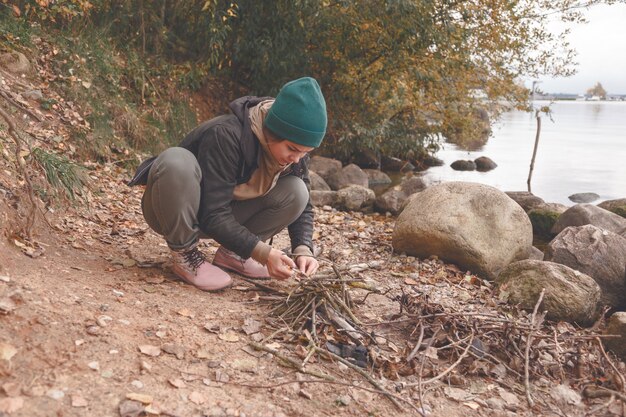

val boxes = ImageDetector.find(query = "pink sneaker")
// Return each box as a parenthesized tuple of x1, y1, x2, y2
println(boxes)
(213, 246, 270, 279)
(171, 245, 232, 291)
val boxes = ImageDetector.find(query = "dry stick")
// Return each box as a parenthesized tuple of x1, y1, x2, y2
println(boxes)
(406, 321, 425, 362)
(250, 342, 334, 381)
(407, 331, 475, 387)
(0, 105, 37, 238)
(238, 276, 287, 295)
(525, 288, 546, 408)
(595, 336, 626, 417)
(313, 347, 410, 413)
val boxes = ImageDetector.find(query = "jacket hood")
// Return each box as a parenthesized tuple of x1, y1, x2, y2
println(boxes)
(229, 96, 272, 169)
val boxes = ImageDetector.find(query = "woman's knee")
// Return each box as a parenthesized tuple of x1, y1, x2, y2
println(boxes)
(277, 176, 309, 212)
(150, 147, 201, 184)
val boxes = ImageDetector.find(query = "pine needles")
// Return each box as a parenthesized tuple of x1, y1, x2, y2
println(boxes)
(32, 147, 86, 200)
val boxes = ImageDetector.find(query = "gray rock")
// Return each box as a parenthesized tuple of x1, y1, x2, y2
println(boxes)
(309, 156, 342, 182)
(326, 163, 369, 190)
(545, 225, 626, 309)
(497, 260, 600, 326)
(393, 182, 532, 280)
(375, 189, 406, 215)
(363, 169, 391, 186)
(552, 204, 626, 238)
(474, 156, 498, 172)
(21, 89, 43, 101)
(598, 198, 626, 218)
(505, 191, 546, 212)
(399, 176, 427, 195)
(310, 190, 338, 207)
(337, 185, 375, 212)
(568, 192, 600, 204)
(528, 202, 568, 238)
(450, 160, 476, 171)
(309, 171, 330, 191)
(604, 312, 626, 360)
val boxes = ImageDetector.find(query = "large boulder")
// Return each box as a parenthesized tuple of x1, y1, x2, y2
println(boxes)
(505, 192, 546, 212)
(337, 185, 375, 212)
(604, 312, 626, 360)
(527, 202, 568, 239)
(310, 190, 338, 207)
(551, 204, 626, 238)
(309, 171, 330, 191)
(545, 225, 626, 309)
(326, 164, 369, 191)
(393, 182, 532, 280)
(497, 260, 600, 326)
(309, 156, 342, 182)
(598, 198, 626, 218)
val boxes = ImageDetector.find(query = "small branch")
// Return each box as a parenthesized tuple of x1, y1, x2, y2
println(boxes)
(525, 288, 545, 408)
(314, 347, 410, 413)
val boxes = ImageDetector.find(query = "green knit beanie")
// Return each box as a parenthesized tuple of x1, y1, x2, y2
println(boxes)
(264, 77, 327, 148)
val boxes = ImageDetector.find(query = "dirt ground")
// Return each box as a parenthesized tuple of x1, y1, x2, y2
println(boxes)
(1, 163, 625, 417)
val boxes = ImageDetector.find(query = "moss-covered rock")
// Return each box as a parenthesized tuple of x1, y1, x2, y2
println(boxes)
(527, 203, 568, 239)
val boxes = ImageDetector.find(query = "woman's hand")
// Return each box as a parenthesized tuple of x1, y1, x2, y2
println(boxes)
(296, 256, 318, 277)
(266, 248, 296, 280)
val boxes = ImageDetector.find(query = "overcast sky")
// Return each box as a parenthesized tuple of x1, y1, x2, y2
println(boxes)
(535, 3, 626, 95)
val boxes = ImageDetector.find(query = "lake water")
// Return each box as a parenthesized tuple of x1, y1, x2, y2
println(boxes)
(422, 101, 626, 206)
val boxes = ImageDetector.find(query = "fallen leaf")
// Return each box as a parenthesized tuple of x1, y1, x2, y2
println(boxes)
(242, 318, 262, 335)
(71, 395, 88, 407)
(0, 343, 17, 361)
(218, 331, 240, 343)
(404, 278, 418, 285)
(2, 382, 20, 397)
(119, 400, 144, 417)
(177, 308, 194, 318)
(463, 401, 480, 410)
(138, 345, 161, 357)
(162, 343, 185, 359)
(126, 392, 153, 404)
(0, 397, 24, 413)
(168, 378, 186, 388)
(188, 391, 206, 405)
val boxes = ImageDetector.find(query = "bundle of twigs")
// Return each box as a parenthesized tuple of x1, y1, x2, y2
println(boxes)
(268, 270, 365, 343)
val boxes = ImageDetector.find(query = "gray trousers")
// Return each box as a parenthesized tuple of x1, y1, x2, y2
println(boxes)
(141, 147, 308, 251)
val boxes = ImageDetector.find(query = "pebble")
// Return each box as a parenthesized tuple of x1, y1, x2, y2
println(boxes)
(0, 276, 10, 283)
(96, 315, 112, 327)
(112, 290, 124, 297)
(131, 380, 144, 389)
(109, 349, 119, 354)
(47, 389, 65, 400)
(87, 361, 99, 370)
(86, 326, 100, 335)
(336, 395, 351, 406)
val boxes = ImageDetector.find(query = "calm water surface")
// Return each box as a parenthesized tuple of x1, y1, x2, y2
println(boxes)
(423, 101, 626, 206)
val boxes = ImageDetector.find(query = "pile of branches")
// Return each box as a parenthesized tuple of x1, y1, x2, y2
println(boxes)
(390, 290, 626, 408)
(254, 263, 626, 414)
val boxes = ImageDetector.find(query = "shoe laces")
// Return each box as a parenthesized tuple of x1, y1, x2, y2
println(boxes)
(182, 247, 206, 271)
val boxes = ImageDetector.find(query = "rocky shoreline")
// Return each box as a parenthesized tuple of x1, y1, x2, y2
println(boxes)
(308, 155, 626, 360)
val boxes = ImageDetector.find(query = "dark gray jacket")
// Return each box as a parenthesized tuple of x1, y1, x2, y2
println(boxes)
(129, 96, 314, 259)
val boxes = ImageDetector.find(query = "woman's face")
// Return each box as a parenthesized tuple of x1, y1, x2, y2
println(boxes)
(264, 128, 314, 166)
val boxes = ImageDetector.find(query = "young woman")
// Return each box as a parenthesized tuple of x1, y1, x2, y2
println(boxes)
(129, 77, 327, 291)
